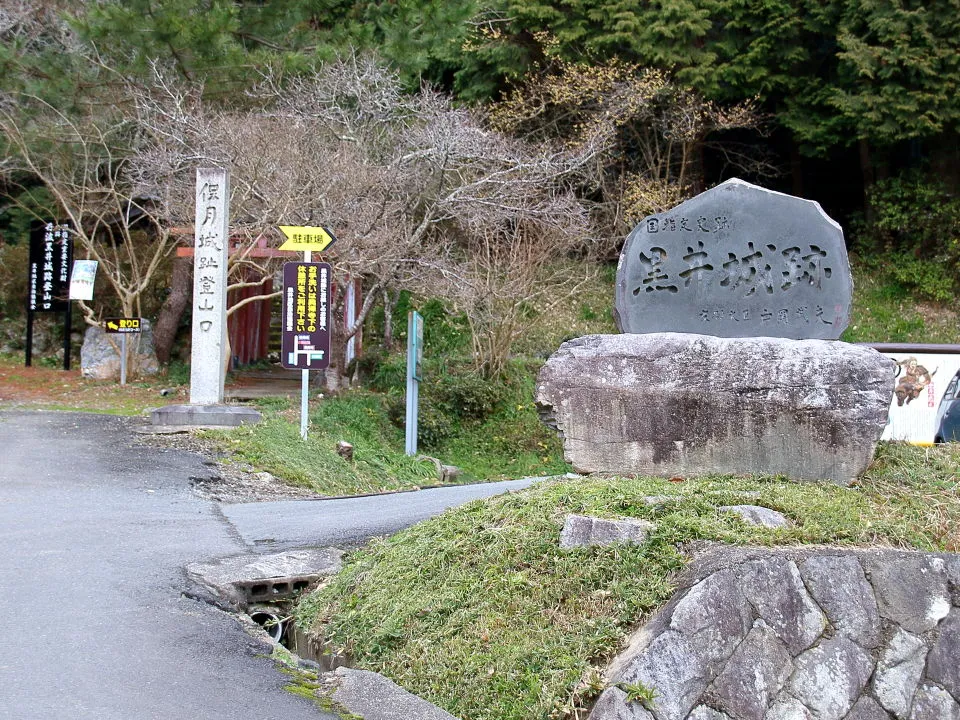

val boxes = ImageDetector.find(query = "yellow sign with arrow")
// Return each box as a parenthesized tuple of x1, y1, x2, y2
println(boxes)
(278, 226, 338, 253)
(104, 317, 141, 334)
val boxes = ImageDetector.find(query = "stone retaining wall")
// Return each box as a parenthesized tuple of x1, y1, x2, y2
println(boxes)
(591, 546, 960, 720)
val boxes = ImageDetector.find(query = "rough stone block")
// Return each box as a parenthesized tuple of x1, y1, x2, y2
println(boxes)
(800, 554, 881, 649)
(708, 619, 793, 720)
(595, 548, 960, 720)
(80, 321, 160, 380)
(717, 505, 791, 528)
(614, 630, 710, 720)
(588, 687, 656, 720)
(739, 559, 825, 655)
(845, 696, 891, 720)
(330, 667, 460, 720)
(947, 555, 960, 606)
(766, 696, 815, 720)
(909, 685, 960, 720)
(559, 514, 656, 549)
(925, 609, 960, 701)
(150, 404, 262, 427)
(873, 628, 928, 719)
(863, 552, 951, 634)
(668, 570, 752, 666)
(788, 637, 874, 720)
(687, 706, 732, 720)
(536, 333, 893, 484)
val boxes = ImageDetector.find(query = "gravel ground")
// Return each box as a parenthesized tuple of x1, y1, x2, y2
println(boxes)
(133, 423, 323, 503)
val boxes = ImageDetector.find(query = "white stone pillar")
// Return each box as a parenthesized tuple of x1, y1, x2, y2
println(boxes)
(190, 167, 230, 405)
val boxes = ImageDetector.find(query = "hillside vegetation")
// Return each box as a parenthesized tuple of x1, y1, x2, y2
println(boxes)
(187, 260, 957, 497)
(297, 443, 960, 720)
(1, 248, 957, 720)
(280, 261, 959, 718)
(4, 259, 954, 492)
(1, 5, 957, 717)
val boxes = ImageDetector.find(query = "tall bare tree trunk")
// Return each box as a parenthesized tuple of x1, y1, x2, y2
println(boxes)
(153, 256, 191, 365)
(382, 288, 396, 350)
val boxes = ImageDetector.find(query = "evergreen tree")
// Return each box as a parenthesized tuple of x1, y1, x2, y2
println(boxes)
(830, 0, 960, 144)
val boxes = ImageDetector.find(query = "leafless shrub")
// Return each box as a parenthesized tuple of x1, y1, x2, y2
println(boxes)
(490, 57, 772, 250)
(4, 52, 604, 382)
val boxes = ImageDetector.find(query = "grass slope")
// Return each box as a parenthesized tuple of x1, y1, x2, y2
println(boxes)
(298, 443, 960, 720)
(205, 395, 441, 495)
(843, 260, 960, 344)
(202, 377, 568, 496)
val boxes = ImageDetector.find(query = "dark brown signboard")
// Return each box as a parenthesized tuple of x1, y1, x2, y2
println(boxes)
(281, 262, 332, 370)
(28, 222, 72, 312)
(104, 318, 142, 334)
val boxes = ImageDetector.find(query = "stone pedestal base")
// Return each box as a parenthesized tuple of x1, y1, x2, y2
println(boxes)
(149, 404, 262, 428)
(536, 333, 895, 484)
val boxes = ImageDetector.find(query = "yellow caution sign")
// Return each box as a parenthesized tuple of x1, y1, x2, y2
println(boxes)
(278, 226, 338, 252)
(104, 317, 141, 334)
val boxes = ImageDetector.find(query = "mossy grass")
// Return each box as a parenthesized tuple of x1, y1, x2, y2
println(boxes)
(201, 362, 571, 495)
(271, 647, 362, 718)
(202, 393, 442, 496)
(297, 442, 959, 720)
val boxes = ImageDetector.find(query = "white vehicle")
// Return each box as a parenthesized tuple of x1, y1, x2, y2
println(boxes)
(934, 368, 960, 443)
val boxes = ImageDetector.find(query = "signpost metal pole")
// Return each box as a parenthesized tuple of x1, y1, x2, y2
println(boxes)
(120, 334, 127, 386)
(405, 311, 423, 456)
(300, 249, 311, 440)
(104, 318, 141, 385)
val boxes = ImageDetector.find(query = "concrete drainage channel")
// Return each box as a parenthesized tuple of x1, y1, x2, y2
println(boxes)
(185, 548, 349, 663)
(239, 577, 312, 643)
(235, 576, 351, 670)
(245, 583, 307, 645)
(185, 548, 461, 719)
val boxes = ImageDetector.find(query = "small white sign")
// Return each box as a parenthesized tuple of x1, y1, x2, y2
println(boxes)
(69, 260, 98, 300)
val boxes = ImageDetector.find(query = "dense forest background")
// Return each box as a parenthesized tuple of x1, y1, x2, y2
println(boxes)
(6, 0, 956, 203)
(1, 0, 958, 376)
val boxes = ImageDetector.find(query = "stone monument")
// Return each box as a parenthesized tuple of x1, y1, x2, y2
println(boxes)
(536, 179, 894, 484)
(614, 179, 851, 339)
(150, 168, 260, 428)
(189, 166, 231, 405)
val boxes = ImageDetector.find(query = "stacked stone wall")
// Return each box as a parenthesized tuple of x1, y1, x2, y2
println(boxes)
(591, 547, 960, 720)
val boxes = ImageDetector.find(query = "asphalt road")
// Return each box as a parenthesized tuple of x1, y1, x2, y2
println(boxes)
(223, 477, 539, 550)
(0, 410, 537, 719)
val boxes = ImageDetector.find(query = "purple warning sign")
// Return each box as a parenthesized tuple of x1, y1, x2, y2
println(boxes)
(281, 262, 331, 370)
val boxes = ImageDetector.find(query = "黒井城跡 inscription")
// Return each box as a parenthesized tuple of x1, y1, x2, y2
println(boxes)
(614, 179, 852, 340)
